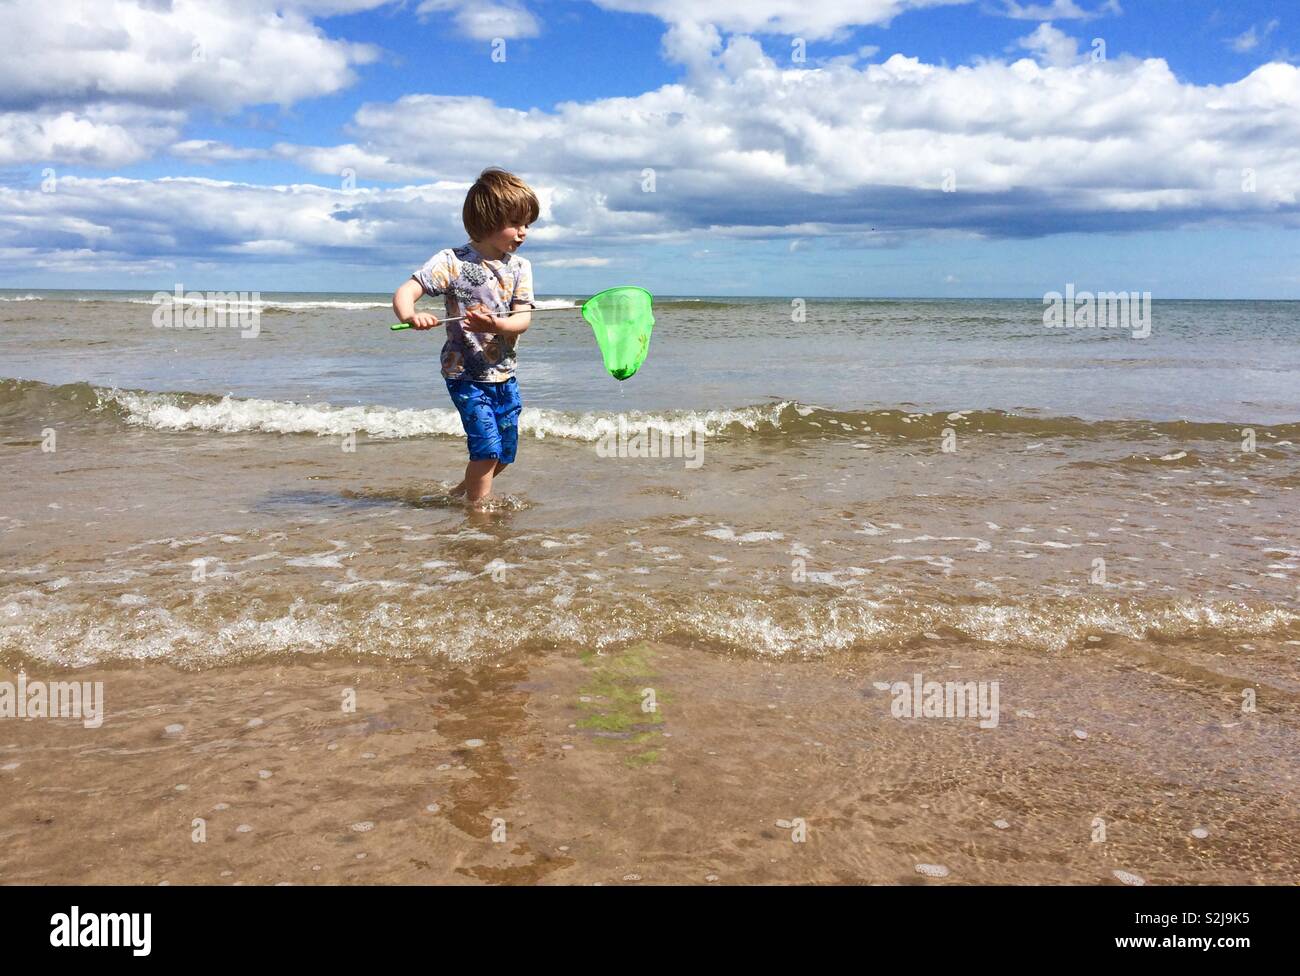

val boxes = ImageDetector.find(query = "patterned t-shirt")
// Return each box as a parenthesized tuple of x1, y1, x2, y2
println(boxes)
(411, 243, 535, 382)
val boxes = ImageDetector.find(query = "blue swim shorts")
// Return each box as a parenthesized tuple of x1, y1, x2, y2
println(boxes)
(445, 375, 523, 464)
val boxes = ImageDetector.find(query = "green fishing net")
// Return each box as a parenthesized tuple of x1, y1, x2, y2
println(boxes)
(581, 286, 654, 381)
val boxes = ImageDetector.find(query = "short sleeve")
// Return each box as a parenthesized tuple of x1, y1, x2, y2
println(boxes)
(511, 257, 535, 308)
(412, 250, 453, 297)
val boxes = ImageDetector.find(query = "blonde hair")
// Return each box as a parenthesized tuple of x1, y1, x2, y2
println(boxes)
(462, 167, 540, 240)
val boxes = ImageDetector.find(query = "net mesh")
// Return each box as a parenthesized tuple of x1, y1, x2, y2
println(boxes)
(581, 286, 655, 381)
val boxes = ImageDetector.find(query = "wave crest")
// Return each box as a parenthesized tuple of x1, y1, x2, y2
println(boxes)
(2, 378, 1297, 445)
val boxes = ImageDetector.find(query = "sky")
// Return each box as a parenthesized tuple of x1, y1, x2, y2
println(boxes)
(0, 0, 1297, 297)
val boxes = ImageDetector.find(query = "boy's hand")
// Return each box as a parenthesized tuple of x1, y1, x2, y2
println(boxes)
(462, 306, 500, 333)
(407, 312, 440, 330)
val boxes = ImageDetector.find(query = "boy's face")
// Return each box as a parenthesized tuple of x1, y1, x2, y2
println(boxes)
(483, 219, 529, 257)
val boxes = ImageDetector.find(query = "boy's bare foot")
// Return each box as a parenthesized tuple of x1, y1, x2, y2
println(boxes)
(448, 481, 467, 498)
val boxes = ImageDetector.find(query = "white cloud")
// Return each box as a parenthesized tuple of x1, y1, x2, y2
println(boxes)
(415, 0, 540, 39)
(0, 0, 384, 167)
(1015, 22, 1082, 67)
(265, 35, 1300, 239)
(1230, 20, 1280, 55)
(997, 0, 1121, 21)
(0, 176, 468, 272)
(3, 21, 1299, 278)
(268, 142, 438, 183)
(536, 257, 612, 268)
(0, 1, 382, 114)
(0, 244, 179, 277)
(589, 0, 971, 40)
(821, 45, 882, 67)
(0, 106, 184, 167)
(170, 139, 270, 163)
(660, 20, 725, 74)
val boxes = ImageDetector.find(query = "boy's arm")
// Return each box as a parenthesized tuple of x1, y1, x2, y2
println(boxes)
(462, 305, 529, 336)
(501, 257, 534, 336)
(392, 278, 440, 330)
(497, 306, 531, 336)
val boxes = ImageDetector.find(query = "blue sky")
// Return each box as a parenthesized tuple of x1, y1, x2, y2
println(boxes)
(1, 0, 1297, 296)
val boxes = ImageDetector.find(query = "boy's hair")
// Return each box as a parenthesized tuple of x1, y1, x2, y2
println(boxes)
(463, 167, 540, 241)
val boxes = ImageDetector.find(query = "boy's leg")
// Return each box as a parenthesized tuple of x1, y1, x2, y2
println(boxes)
(445, 378, 510, 501)
(459, 381, 517, 500)
(449, 460, 506, 498)
(462, 458, 500, 502)
(493, 380, 521, 474)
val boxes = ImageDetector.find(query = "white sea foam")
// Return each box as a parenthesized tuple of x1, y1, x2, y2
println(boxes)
(108, 389, 466, 439)
(100, 387, 802, 442)
(285, 552, 350, 568)
(3, 590, 1297, 667)
(703, 526, 785, 543)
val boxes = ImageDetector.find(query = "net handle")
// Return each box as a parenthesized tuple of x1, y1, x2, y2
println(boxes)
(391, 305, 579, 330)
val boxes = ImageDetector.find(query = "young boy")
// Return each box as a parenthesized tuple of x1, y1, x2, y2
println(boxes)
(392, 167, 539, 504)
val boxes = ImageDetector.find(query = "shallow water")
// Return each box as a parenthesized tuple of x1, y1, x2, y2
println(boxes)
(2, 644, 1296, 884)
(1, 290, 1297, 883)
(2, 292, 1297, 666)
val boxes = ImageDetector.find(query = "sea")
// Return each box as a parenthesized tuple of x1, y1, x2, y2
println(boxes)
(1, 289, 1296, 667)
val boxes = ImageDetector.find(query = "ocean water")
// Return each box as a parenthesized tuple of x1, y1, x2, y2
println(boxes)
(1, 289, 1297, 669)
(2, 289, 1297, 420)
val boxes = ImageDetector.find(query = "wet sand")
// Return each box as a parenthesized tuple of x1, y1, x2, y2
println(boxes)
(2, 637, 1296, 885)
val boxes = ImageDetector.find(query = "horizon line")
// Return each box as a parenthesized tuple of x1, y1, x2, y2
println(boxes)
(2, 288, 1298, 302)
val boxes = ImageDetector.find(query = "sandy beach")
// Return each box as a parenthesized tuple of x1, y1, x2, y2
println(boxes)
(3, 633, 1297, 885)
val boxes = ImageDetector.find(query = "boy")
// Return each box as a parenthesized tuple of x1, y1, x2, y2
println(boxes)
(392, 167, 539, 504)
